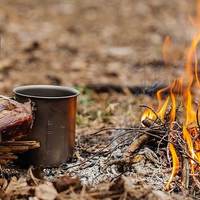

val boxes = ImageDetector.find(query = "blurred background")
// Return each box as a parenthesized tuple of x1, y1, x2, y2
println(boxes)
(0, 0, 197, 132)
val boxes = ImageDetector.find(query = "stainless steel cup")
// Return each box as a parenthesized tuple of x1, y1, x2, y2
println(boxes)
(13, 85, 79, 167)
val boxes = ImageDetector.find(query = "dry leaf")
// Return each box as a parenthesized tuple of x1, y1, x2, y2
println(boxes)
(5, 177, 31, 196)
(53, 175, 81, 193)
(35, 182, 57, 200)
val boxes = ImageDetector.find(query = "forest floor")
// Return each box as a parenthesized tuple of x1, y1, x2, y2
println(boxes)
(0, 0, 198, 199)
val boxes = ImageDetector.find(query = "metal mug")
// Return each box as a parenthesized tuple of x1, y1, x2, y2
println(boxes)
(13, 85, 79, 167)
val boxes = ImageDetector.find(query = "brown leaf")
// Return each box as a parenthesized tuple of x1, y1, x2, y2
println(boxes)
(123, 176, 152, 199)
(53, 175, 81, 193)
(35, 182, 57, 200)
(5, 177, 32, 196)
(109, 176, 124, 194)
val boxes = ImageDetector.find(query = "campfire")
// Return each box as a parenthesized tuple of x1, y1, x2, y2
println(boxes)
(140, 14, 200, 190)
(2, 1, 200, 199)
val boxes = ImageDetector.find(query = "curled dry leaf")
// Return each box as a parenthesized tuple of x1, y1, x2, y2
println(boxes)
(53, 175, 81, 193)
(5, 177, 32, 197)
(27, 167, 41, 186)
(35, 182, 58, 200)
(123, 176, 152, 199)
(108, 176, 188, 200)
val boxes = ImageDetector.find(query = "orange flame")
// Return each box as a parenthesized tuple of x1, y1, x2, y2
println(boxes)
(162, 36, 181, 65)
(189, 0, 200, 29)
(141, 88, 169, 124)
(156, 87, 168, 110)
(141, 0, 200, 189)
(157, 97, 169, 122)
(156, 86, 170, 122)
(165, 143, 179, 190)
(184, 33, 200, 87)
(169, 81, 178, 126)
(162, 36, 173, 65)
(184, 88, 196, 127)
(141, 108, 157, 123)
(182, 31, 200, 173)
(183, 126, 197, 161)
(182, 126, 198, 174)
(194, 51, 200, 87)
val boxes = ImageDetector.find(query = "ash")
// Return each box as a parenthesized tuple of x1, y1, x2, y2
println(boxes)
(42, 129, 169, 190)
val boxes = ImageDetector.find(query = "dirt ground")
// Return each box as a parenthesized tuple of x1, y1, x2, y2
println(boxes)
(0, 0, 199, 199)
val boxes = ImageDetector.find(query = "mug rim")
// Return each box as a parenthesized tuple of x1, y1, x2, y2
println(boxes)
(13, 85, 80, 100)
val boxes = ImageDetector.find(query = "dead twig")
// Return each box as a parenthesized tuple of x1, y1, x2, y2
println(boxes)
(125, 134, 149, 157)
(182, 157, 189, 189)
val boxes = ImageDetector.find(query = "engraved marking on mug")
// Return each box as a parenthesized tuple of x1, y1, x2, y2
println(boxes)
(47, 120, 65, 134)
(46, 120, 55, 152)
(47, 120, 54, 135)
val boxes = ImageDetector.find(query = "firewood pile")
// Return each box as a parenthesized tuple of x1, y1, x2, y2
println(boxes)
(0, 97, 39, 164)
